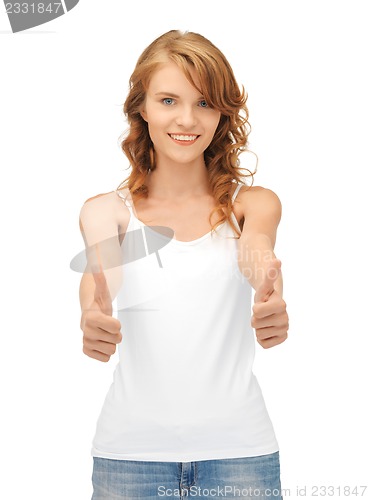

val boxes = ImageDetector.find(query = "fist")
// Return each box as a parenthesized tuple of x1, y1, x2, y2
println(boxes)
(252, 259, 289, 349)
(80, 269, 122, 362)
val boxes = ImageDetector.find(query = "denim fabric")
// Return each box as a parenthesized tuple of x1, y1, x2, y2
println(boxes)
(91, 451, 283, 499)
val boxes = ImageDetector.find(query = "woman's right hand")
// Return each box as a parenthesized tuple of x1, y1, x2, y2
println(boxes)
(80, 270, 122, 362)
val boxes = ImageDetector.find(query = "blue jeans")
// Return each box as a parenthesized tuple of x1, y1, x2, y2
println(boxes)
(91, 451, 283, 499)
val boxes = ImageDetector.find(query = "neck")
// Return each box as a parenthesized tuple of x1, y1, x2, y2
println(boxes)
(146, 159, 211, 202)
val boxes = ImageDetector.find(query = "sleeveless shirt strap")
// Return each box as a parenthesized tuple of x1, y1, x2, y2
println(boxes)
(115, 189, 133, 209)
(231, 183, 243, 204)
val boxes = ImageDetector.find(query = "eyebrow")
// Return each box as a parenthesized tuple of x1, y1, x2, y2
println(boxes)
(155, 92, 180, 98)
(154, 91, 206, 101)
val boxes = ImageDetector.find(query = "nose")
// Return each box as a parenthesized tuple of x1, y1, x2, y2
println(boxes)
(175, 105, 198, 129)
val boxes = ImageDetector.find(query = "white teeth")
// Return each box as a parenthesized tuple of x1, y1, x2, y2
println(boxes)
(170, 134, 198, 141)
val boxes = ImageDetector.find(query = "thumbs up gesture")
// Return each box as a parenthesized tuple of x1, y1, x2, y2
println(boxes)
(251, 258, 289, 349)
(80, 269, 122, 362)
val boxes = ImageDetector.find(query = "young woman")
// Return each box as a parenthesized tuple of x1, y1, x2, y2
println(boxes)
(79, 30, 289, 500)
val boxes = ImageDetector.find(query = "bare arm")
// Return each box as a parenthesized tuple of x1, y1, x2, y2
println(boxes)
(238, 186, 288, 348)
(78, 192, 126, 362)
(238, 187, 283, 295)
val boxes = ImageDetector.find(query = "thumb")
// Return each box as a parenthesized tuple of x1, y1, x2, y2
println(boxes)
(254, 259, 281, 303)
(92, 265, 113, 316)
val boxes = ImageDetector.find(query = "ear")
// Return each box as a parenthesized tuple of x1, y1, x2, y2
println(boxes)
(140, 107, 148, 122)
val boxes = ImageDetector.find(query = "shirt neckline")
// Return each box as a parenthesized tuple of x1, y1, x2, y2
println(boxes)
(130, 210, 227, 246)
(116, 188, 240, 246)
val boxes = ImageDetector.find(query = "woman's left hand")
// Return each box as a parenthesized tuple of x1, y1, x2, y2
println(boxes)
(251, 259, 289, 349)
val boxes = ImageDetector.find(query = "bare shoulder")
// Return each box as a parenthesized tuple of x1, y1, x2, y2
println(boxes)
(81, 189, 130, 232)
(83, 189, 128, 211)
(83, 190, 117, 205)
(237, 184, 282, 220)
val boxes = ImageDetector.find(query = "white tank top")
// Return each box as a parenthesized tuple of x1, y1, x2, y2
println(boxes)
(91, 183, 279, 461)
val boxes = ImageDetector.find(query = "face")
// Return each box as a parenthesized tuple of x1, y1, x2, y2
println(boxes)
(140, 61, 221, 168)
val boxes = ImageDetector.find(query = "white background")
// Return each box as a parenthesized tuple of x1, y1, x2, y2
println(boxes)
(1, 1, 367, 498)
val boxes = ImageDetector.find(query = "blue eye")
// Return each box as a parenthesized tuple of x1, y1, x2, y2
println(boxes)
(199, 100, 209, 108)
(162, 98, 175, 105)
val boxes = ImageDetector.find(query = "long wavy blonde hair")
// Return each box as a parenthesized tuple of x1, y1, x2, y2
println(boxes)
(117, 30, 255, 238)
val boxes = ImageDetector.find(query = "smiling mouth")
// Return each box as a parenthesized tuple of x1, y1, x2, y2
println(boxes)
(168, 134, 200, 142)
